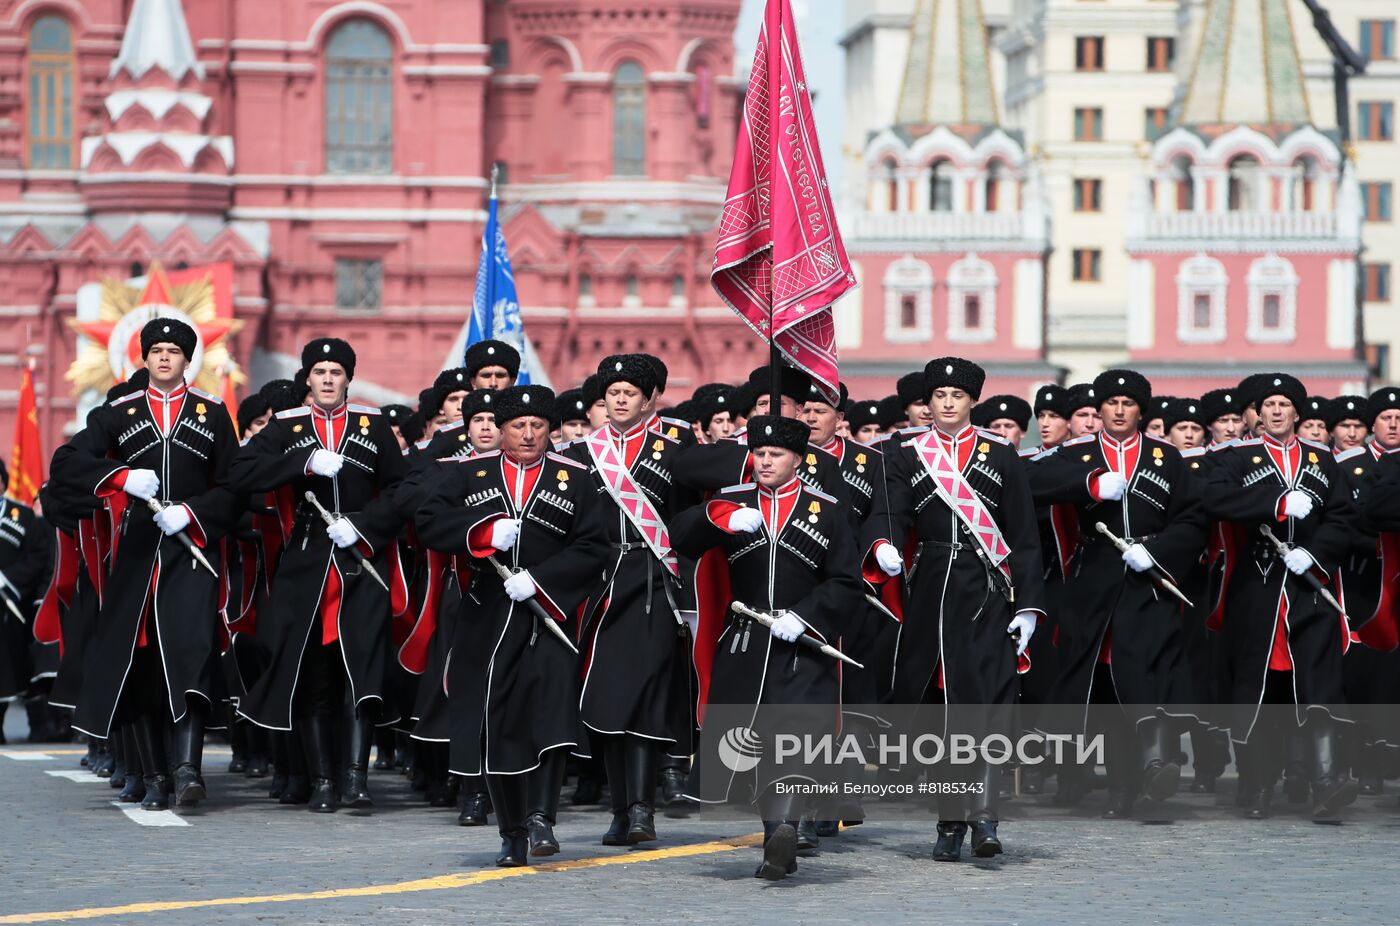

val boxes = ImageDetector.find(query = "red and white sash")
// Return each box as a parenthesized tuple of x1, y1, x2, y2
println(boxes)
(909, 430, 1012, 582)
(585, 429, 679, 576)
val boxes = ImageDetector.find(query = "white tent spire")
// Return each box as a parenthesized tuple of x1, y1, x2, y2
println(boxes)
(110, 0, 205, 82)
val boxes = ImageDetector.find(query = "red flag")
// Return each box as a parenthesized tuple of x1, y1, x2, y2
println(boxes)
(220, 368, 239, 439)
(712, 0, 855, 401)
(8, 364, 43, 504)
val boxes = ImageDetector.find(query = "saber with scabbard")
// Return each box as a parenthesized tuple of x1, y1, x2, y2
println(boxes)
(0, 570, 25, 623)
(146, 498, 218, 577)
(731, 601, 864, 668)
(302, 491, 390, 592)
(485, 554, 579, 654)
(1093, 521, 1195, 608)
(1259, 525, 1351, 623)
(864, 592, 901, 624)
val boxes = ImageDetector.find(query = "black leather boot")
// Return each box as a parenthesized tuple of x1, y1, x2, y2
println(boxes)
(623, 737, 658, 844)
(278, 731, 311, 804)
(173, 703, 207, 807)
(245, 725, 269, 778)
(108, 731, 126, 789)
(525, 748, 566, 857)
(600, 738, 629, 845)
(659, 757, 688, 807)
(796, 814, 820, 850)
(374, 726, 396, 770)
(343, 709, 375, 811)
(1310, 716, 1359, 820)
(228, 713, 248, 773)
(302, 715, 337, 813)
(756, 789, 801, 879)
(970, 764, 1003, 857)
(118, 726, 146, 803)
(1283, 729, 1311, 804)
(487, 773, 529, 867)
(1138, 718, 1181, 802)
(932, 822, 967, 861)
(458, 773, 489, 826)
(970, 818, 1003, 857)
(132, 714, 171, 811)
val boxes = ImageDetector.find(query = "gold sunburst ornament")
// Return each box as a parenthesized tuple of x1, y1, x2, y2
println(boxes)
(65, 261, 244, 397)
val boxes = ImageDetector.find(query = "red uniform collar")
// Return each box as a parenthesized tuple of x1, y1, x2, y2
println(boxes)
(607, 419, 650, 442)
(931, 423, 976, 445)
(311, 400, 349, 421)
(145, 382, 187, 401)
(1100, 430, 1141, 452)
(757, 476, 802, 500)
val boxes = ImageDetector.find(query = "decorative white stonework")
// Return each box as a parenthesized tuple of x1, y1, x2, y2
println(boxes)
(1126, 260, 1156, 350)
(110, 0, 205, 82)
(883, 255, 934, 343)
(834, 259, 864, 350)
(1326, 259, 1358, 351)
(946, 253, 996, 344)
(1012, 258, 1043, 351)
(1245, 253, 1298, 343)
(1176, 253, 1228, 344)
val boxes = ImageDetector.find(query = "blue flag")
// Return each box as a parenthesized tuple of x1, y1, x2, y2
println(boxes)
(468, 195, 532, 383)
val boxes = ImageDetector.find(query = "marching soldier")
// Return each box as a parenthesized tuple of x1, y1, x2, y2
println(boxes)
(228, 338, 408, 814)
(0, 462, 49, 740)
(415, 385, 606, 866)
(49, 319, 241, 809)
(863, 358, 1046, 861)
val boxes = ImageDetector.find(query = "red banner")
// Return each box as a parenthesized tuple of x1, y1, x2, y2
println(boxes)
(711, 0, 855, 402)
(8, 364, 42, 504)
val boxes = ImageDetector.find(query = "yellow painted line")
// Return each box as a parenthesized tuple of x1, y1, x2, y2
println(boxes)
(0, 834, 763, 924)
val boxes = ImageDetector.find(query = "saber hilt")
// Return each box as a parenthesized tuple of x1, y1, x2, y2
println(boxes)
(731, 601, 864, 669)
(485, 554, 579, 654)
(1093, 521, 1195, 609)
(145, 498, 218, 578)
(1259, 525, 1351, 622)
(302, 491, 390, 593)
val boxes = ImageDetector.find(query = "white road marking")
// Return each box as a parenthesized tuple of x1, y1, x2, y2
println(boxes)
(110, 801, 190, 827)
(0, 751, 53, 760)
(45, 770, 108, 782)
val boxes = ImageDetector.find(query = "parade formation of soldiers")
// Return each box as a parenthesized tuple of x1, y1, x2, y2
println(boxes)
(4, 315, 1400, 882)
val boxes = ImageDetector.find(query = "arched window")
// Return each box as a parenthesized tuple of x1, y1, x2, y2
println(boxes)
(27, 16, 74, 169)
(1291, 156, 1318, 212)
(929, 159, 953, 212)
(984, 160, 1003, 213)
(1227, 155, 1260, 211)
(1171, 156, 1195, 211)
(325, 20, 393, 174)
(613, 61, 646, 176)
(883, 160, 899, 212)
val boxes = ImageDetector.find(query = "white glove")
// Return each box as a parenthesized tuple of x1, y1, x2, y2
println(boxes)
(503, 570, 536, 602)
(1122, 543, 1155, 573)
(729, 507, 764, 534)
(1096, 472, 1128, 502)
(1284, 548, 1314, 576)
(490, 518, 521, 552)
(1282, 490, 1313, 520)
(153, 504, 191, 537)
(1008, 611, 1037, 657)
(309, 449, 344, 478)
(326, 517, 360, 549)
(875, 542, 904, 577)
(769, 610, 805, 643)
(124, 469, 160, 501)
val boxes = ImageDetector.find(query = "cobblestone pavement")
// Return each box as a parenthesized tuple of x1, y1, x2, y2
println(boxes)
(2, 711, 1397, 925)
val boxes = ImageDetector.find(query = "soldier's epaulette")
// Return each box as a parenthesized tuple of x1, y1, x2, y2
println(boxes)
(554, 437, 582, 452)
(188, 387, 222, 404)
(1236, 437, 1263, 447)
(803, 485, 837, 504)
(1209, 439, 1238, 452)
(974, 428, 1009, 445)
(1299, 437, 1330, 454)
(275, 407, 311, 419)
(109, 391, 143, 408)
(897, 425, 929, 435)
(1335, 446, 1366, 461)
(1030, 445, 1060, 461)
(347, 404, 380, 415)
(1018, 447, 1038, 458)
(1181, 446, 1207, 459)
(473, 450, 502, 460)
(649, 430, 681, 447)
(719, 484, 752, 495)
(546, 452, 587, 470)
(1144, 433, 1174, 448)
(657, 415, 690, 430)
(437, 420, 465, 434)
(853, 439, 883, 456)
(1062, 434, 1095, 447)
(437, 453, 478, 464)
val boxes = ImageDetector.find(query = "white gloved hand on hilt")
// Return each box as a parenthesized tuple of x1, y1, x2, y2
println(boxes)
(1096, 472, 1128, 502)
(124, 469, 160, 501)
(1282, 490, 1313, 520)
(1284, 547, 1315, 576)
(728, 507, 764, 534)
(1008, 611, 1037, 656)
(503, 570, 536, 602)
(491, 518, 521, 552)
(153, 504, 191, 537)
(1122, 543, 1155, 573)
(327, 517, 360, 549)
(309, 449, 344, 478)
(769, 610, 805, 643)
(874, 542, 904, 577)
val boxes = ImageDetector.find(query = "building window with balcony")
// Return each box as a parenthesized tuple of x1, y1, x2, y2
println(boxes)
(325, 20, 394, 175)
(1075, 37, 1104, 71)
(27, 15, 74, 169)
(1366, 262, 1392, 303)
(1145, 106, 1169, 141)
(1291, 157, 1318, 211)
(1146, 36, 1175, 72)
(1363, 182, 1393, 221)
(881, 159, 900, 212)
(947, 254, 996, 343)
(1176, 253, 1228, 343)
(1071, 248, 1101, 282)
(1360, 20, 1395, 61)
(1227, 155, 1260, 211)
(335, 258, 383, 311)
(1074, 107, 1103, 141)
(1073, 178, 1102, 212)
(1359, 102, 1395, 141)
(985, 160, 1003, 213)
(1246, 253, 1298, 342)
(883, 256, 934, 343)
(1171, 157, 1195, 211)
(929, 160, 954, 212)
(613, 61, 647, 176)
